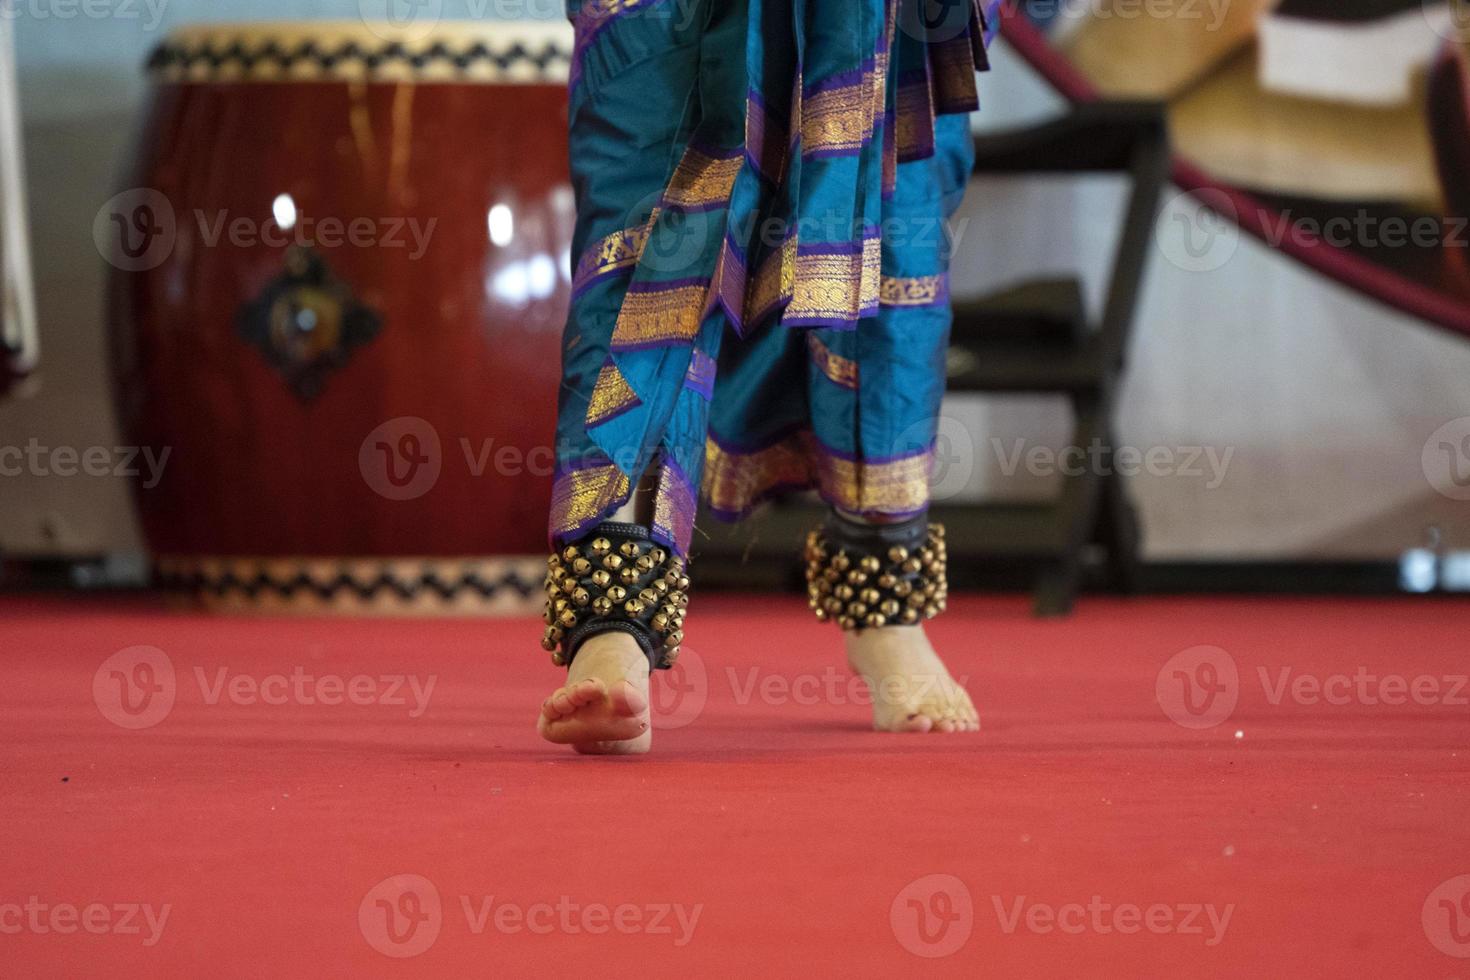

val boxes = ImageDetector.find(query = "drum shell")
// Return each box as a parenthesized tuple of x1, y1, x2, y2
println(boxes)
(108, 74, 571, 559)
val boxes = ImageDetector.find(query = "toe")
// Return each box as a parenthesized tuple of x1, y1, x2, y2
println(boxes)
(541, 687, 571, 720)
(608, 679, 649, 718)
(896, 711, 933, 733)
(549, 689, 579, 717)
(567, 678, 607, 707)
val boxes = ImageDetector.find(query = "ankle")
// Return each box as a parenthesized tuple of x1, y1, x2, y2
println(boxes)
(569, 631, 651, 681)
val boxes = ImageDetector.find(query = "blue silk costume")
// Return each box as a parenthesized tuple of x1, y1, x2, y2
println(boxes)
(551, 0, 998, 556)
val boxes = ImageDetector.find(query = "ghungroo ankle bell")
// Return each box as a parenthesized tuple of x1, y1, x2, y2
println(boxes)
(804, 513, 947, 630)
(541, 522, 688, 670)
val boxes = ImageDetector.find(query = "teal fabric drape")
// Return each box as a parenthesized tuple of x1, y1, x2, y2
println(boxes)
(552, 0, 996, 555)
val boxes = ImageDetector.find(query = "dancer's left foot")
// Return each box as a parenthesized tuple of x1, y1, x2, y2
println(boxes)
(845, 625, 979, 733)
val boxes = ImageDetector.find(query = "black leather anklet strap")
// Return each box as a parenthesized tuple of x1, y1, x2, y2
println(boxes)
(805, 512, 948, 630)
(541, 522, 688, 671)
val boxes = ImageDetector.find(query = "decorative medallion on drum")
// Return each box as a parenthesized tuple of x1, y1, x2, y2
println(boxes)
(237, 246, 382, 401)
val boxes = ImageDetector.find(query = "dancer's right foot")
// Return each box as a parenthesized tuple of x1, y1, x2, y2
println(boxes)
(537, 631, 652, 755)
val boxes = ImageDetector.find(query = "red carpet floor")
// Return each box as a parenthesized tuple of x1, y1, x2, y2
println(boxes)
(1, 594, 1468, 977)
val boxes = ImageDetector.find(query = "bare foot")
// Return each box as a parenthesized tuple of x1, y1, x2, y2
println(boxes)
(537, 632, 652, 754)
(845, 625, 979, 733)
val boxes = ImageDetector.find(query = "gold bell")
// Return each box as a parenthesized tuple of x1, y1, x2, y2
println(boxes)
(590, 537, 612, 555)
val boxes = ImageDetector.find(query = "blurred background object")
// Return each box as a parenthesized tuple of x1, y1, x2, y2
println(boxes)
(0, 14, 39, 398)
(105, 18, 573, 612)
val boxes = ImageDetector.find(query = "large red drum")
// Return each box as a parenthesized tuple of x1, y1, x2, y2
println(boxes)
(105, 21, 574, 613)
